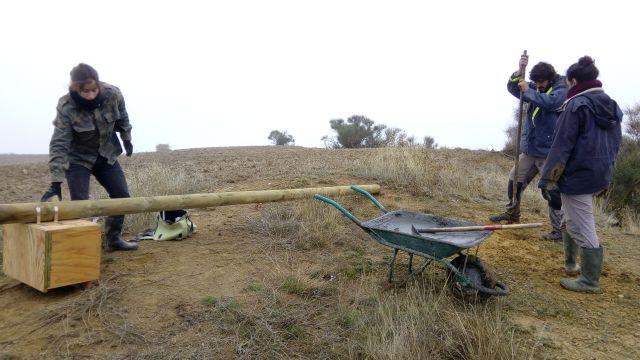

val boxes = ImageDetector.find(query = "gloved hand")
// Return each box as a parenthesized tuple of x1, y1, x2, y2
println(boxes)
(40, 182, 62, 202)
(123, 140, 133, 157)
(538, 179, 556, 201)
(541, 188, 551, 201)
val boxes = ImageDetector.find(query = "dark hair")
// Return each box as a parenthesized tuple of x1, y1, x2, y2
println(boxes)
(69, 63, 100, 92)
(70, 63, 99, 82)
(529, 62, 556, 83)
(566, 56, 599, 83)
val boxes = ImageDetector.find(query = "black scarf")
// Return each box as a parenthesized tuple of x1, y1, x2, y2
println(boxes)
(70, 91, 105, 111)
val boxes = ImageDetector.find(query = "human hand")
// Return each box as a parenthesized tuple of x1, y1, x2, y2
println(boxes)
(519, 54, 529, 68)
(123, 140, 133, 157)
(518, 79, 529, 92)
(40, 182, 62, 202)
(541, 189, 551, 201)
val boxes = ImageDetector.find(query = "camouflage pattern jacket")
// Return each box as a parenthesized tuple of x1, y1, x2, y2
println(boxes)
(48, 82, 132, 182)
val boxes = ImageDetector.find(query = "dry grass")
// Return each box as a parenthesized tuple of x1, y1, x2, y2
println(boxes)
(242, 198, 351, 250)
(33, 274, 147, 357)
(620, 207, 640, 235)
(90, 161, 210, 234)
(345, 276, 521, 360)
(356, 147, 547, 214)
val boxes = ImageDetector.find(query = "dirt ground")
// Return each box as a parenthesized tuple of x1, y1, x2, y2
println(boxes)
(0, 146, 638, 359)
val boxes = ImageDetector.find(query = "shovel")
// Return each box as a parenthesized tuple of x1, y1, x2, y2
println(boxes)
(411, 222, 542, 234)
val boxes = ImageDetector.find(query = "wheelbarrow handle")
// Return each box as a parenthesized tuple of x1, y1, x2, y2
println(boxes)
(350, 186, 387, 213)
(314, 194, 363, 226)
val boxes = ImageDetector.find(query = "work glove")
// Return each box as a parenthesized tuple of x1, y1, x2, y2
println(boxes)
(40, 182, 62, 202)
(538, 179, 556, 201)
(540, 189, 551, 201)
(123, 140, 133, 157)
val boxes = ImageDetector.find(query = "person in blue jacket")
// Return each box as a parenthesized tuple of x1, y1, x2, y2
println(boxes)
(490, 54, 567, 241)
(539, 56, 622, 293)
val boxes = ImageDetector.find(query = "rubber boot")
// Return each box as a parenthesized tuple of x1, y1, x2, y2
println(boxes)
(560, 247, 603, 294)
(562, 230, 580, 275)
(104, 215, 138, 251)
(489, 180, 522, 223)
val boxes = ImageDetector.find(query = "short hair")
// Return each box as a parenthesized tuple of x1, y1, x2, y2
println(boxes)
(529, 62, 557, 83)
(566, 56, 599, 83)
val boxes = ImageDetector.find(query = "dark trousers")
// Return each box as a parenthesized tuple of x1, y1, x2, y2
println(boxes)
(66, 157, 130, 241)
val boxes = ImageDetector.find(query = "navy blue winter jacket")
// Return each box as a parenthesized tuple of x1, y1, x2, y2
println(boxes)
(539, 89, 623, 195)
(507, 74, 567, 157)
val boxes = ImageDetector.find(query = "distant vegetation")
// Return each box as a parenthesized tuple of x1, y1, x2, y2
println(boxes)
(155, 143, 172, 152)
(268, 130, 295, 146)
(607, 103, 640, 223)
(322, 115, 437, 149)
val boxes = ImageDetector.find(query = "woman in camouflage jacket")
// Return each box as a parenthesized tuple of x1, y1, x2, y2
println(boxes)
(41, 63, 138, 251)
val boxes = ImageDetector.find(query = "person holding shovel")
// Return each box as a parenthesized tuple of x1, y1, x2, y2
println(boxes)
(490, 54, 567, 241)
(539, 56, 622, 293)
(40, 63, 139, 251)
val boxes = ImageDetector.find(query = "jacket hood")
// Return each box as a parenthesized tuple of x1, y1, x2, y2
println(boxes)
(582, 91, 623, 129)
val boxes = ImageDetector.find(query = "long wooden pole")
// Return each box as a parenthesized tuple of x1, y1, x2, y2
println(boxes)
(413, 223, 542, 233)
(512, 50, 528, 206)
(0, 184, 380, 225)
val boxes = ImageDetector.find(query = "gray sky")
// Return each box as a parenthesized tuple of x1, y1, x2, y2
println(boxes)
(1, 0, 638, 154)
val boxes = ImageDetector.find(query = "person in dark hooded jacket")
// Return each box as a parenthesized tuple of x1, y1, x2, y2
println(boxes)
(539, 56, 623, 293)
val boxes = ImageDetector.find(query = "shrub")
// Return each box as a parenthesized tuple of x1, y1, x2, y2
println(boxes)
(268, 130, 295, 146)
(156, 143, 171, 152)
(608, 138, 640, 214)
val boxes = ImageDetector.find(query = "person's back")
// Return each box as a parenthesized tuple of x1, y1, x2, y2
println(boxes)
(539, 55, 623, 294)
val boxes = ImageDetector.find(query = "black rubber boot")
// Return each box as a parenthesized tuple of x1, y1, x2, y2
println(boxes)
(542, 229, 562, 241)
(560, 247, 603, 293)
(562, 230, 580, 275)
(489, 180, 522, 223)
(104, 215, 138, 251)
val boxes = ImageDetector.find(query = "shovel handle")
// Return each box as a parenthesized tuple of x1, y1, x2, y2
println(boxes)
(413, 222, 542, 233)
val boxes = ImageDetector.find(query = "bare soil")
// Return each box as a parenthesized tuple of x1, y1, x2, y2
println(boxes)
(0, 146, 638, 359)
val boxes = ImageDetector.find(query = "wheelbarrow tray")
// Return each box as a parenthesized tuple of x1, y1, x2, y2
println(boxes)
(361, 210, 492, 259)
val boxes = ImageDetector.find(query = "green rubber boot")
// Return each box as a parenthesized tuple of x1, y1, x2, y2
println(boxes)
(562, 230, 580, 275)
(560, 247, 603, 294)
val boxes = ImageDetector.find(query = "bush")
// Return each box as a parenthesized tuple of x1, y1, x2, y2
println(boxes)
(268, 130, 295, 146)
(322, 115, 432, 149)
(322, 115, 386, 148)
(607, 138, 640, 214)
(156, 143, 171, 152)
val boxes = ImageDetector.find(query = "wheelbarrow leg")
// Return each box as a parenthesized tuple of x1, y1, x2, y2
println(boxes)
(408, 253, 414, 274)
(388, 248, 399, 282)
(414, 258, 433, 276)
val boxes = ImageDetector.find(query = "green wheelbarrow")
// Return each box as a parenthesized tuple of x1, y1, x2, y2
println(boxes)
(315, 186, 513, 299)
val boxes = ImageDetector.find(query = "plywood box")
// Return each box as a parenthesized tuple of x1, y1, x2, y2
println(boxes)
(2, 219, 102, 292)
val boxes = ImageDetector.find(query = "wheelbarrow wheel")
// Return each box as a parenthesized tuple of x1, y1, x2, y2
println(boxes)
(446, 255, 509, 301)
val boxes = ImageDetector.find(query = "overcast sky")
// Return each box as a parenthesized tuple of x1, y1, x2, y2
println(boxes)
(1, 0, 638, 154)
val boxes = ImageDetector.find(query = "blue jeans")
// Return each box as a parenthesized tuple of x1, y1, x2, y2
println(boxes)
(66, 156, 130, 242)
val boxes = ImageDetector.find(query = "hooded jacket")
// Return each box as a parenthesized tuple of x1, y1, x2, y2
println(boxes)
(539, 88, 623, 195)
(507, 74, 567, 157)
(48, 82, 132, 182)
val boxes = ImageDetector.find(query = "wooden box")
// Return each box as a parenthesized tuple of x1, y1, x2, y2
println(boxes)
(2, 219, 102, 292)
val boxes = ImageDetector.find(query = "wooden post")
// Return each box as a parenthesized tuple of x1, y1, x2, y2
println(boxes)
(0, 184, 381, 224)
